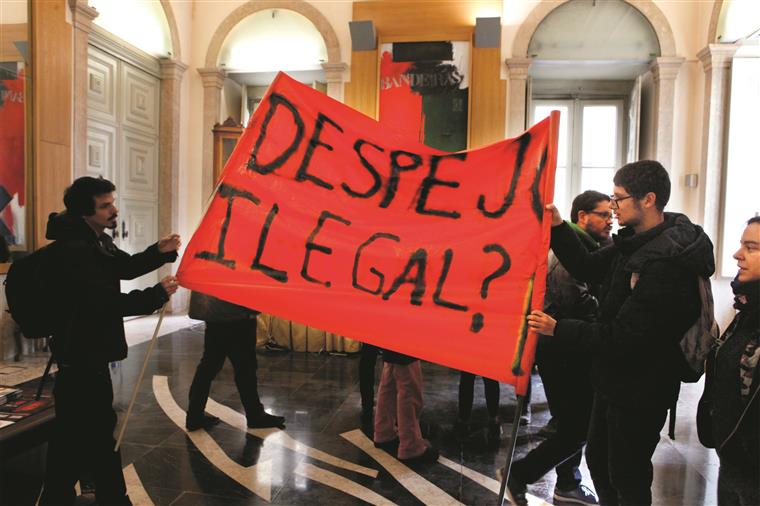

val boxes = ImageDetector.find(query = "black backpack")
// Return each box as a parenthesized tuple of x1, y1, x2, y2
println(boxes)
(678, 276, 720, 383)
(4, 243, 58, 339)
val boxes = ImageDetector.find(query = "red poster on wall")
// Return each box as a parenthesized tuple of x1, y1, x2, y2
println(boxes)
(0, 68, 26, 244)
(177, 72, 558, 392)
(379, 41, 469, 152)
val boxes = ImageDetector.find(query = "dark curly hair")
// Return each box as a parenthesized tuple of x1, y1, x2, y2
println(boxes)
(613, 160, 670, 212)
(63, 177, 116, 217)
(570, 190, 610, 224)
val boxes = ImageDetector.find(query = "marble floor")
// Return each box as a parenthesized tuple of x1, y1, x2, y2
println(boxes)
(1, 316, 719, 505)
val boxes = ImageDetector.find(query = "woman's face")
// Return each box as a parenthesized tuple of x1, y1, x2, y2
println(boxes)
(734, 222, 760, 283)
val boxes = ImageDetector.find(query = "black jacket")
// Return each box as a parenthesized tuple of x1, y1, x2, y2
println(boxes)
(708, 281, 759, 465)
(188, 291, 258, 322)
(551, 212, 715, 408)
(544, 222, 601, 322)
(45, 212, 176, 366)
(538, 222, 600, 357)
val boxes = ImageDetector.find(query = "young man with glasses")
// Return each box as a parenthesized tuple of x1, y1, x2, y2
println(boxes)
(504, 191, 611, 506)
(525, 161, 715, 505)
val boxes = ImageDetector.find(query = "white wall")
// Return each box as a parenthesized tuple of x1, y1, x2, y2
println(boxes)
(221, 77, 242, 124)
(639, 71, 656, 160)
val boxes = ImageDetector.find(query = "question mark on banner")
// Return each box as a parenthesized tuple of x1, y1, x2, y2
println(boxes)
(470, 243, 511, 333)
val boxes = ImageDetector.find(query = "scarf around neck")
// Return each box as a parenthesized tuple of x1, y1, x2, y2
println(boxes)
(731, 277, 760, 398)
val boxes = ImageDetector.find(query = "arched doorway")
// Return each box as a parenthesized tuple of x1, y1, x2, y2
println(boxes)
(507, 0, 681, 212)
(197, 1, 351, 353)
(199, 0, 345, 201)
(217, 8, 330, 128)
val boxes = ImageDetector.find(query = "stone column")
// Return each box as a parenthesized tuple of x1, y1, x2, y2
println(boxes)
(158, 59, 188, 313)
(197, 67, 226, 203)
(71, 0, 98, 176)
(697, 44, 738, 242)
(322, 62, 347, 102)
(505, 58, 532, 137)
(650, 57, 684, 172)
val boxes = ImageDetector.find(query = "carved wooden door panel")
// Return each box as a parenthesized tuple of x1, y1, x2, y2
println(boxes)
(87, 45, 160, 294)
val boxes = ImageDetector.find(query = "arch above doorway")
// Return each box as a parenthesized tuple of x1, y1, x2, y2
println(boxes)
(512, 0, 676, 58)
(204, 0, 341, 69)
(159, 0, 182, 61)
(87, 0, 181, 60)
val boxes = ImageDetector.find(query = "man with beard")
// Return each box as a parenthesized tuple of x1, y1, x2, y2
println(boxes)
(40, 177, 181, 506)
(504, 191, 611, 505)
(526, 161, 714, 505)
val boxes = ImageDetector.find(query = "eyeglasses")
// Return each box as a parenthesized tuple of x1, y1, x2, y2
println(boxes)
(587, 211, 613, 220)
(609, 194, 633, 208)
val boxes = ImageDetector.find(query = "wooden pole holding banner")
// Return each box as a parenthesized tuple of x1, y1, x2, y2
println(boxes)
(114, 171, 222, 452)
(114, 303, 168, 452)
(498, 394, 526, 506)
(497, 109, 559, 504)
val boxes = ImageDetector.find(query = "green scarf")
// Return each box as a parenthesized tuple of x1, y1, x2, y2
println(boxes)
(566, 221, 599, 251)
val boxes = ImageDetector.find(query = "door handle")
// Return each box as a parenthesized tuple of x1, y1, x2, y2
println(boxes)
(121, 220, 128, 239)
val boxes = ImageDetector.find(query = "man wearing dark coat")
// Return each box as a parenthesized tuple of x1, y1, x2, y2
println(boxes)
(525, 161, 715, 505)
(507, 191, 612, 506)
(40, 177, 181, 506)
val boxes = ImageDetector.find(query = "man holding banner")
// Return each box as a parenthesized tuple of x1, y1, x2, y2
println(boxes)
(40, 177, 180, 506)
(527, 161, 715, 505)
(506, 191, 612, 506)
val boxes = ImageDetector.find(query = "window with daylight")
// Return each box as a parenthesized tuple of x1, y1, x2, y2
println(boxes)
(531, 100, 624, 218)
(89, 0, 172, 57)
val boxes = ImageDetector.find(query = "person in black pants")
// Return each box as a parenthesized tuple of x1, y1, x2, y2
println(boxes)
(456, 372, 501, 442)
(187, 292, 285, 431)
(359, 343, 379, 433)
(41, 177, 180, 506)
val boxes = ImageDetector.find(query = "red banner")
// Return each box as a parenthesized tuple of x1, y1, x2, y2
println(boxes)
(177, 72, 557, 393)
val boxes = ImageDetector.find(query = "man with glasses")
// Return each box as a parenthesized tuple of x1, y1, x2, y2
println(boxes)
(504, 191, 611, 506)
(525, 161, 715, 505)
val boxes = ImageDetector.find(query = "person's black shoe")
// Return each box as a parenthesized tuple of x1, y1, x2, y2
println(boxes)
(487, 417, 502, 445)
(361, 409, 373, 427)
(554, 483, 599, 505)
(399, 446, 439, 465)
(496, 468, 528, 506)
(537, 416, 558, 437)
(453, 419, 469, 439)
(360, 410, 374, 439)
(520, 404, 531, 426)
(373, 438, 399, 454)
(247, 412, 286, 429)
(507, 475, 529, 506)
(186, 413, 220, 432)
(264, 340, 289, 353)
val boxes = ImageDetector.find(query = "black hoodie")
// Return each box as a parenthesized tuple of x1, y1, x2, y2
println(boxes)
(45, 211, 176, 366)
(550, 212, 715, 408)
